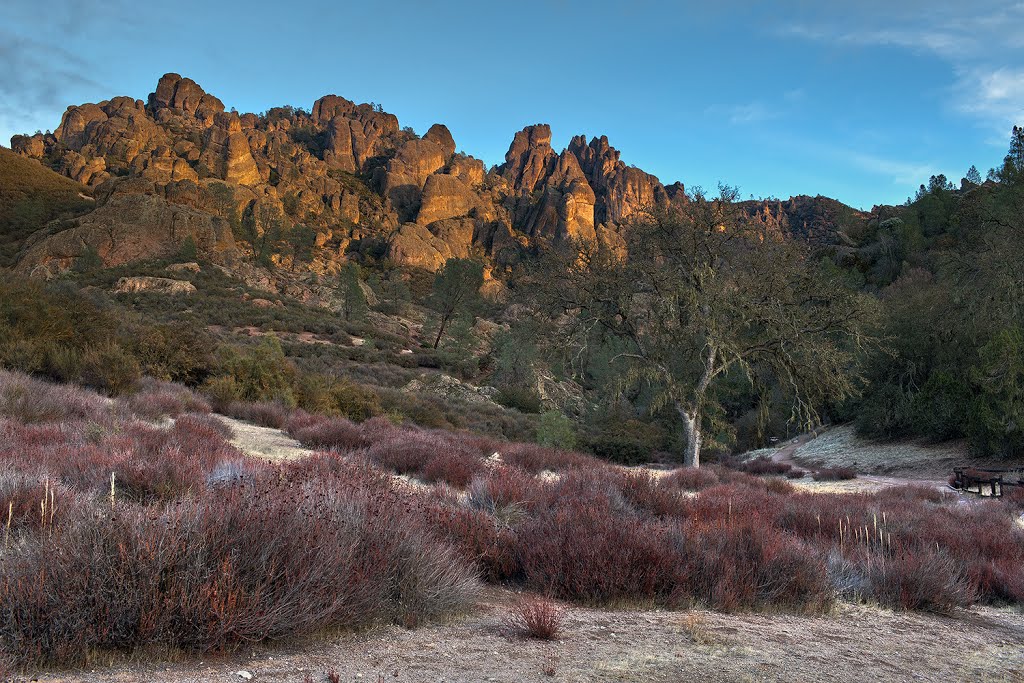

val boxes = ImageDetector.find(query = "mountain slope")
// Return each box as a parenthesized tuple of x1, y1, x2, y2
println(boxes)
(0, 147, 94, 267)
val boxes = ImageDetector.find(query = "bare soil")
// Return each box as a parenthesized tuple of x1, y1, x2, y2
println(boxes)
(27, 588, 1024, 683)
(767, 432, 953, 494)
(217, 415, 311, 462)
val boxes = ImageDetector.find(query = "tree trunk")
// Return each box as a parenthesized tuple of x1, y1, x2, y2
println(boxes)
(433, 313, 450, 349)
(678, 405, 702, 468)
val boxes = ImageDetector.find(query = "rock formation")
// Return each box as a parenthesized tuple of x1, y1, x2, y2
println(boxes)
(15, 185, 236, 277)
(569, 135, 670, 224)
(113, 276, 198, 295)
(8, 72, 856, 279)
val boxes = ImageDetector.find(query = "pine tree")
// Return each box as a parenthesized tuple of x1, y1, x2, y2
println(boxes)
(996, 126, 1024, 183)
(339, 262, 367, 322)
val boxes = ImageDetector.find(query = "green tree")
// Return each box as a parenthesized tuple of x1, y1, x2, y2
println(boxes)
(339, 261, 368, 322)
(177, 236, 198, 262)
(428, 258, 484, 349)
(537, 410, 576, 449)
(969, 327, 1024, 458)
(534, 186, 870, 467)
(241, 202, 288, 267)
(73, 245, 102, 273)
(965, 165, 982, 185)
(994, 126, 1024, 184)
(287, 224, 317, 270)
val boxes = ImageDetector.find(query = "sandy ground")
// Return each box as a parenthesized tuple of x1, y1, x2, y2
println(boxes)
(216, 415, 312, 462)
(26, 416, 1021, 683)
(27, 587, 1024, 683)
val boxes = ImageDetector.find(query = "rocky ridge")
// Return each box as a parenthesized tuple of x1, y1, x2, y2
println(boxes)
(9, 73, 863, 281)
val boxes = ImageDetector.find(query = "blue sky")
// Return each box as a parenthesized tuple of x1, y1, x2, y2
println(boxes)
(1, 0, 1022, 209)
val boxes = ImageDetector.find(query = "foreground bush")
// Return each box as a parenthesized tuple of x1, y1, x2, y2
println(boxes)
(0, 378, 479, 668)
(505, 595, 565, 640)
(0, 472, 478, 666)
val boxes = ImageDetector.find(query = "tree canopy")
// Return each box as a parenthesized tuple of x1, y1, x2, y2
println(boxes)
(428, 258, 484, 350)
(532, 186, 870, 466)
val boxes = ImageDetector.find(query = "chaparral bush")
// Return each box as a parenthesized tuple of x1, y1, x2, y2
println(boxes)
(3, 370, 1024, 670)
(0, 375, 478, 668)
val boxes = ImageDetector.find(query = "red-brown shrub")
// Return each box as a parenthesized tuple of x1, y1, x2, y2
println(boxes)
(123, 379, 211, 420)
(421, 450, 485, 487)
(866, 549, 975, 612)
(292, 417, 369, 451)
(468, 466, 545, 512)
(515, 500, 679, 603)
(0, 371, 110, 424)
(501, 443, 596, 474)
(669, 519, 832, 612)
(285, 409, 326, 434)
(505, 595, 565, 640)
(0, 474, 479, 668)
(812, 467, 858, 481)
(427, 504, 518, 582)
(738, 456, 793, 476)
(365, 433, 433, 475)
(664, 466, 721, 491)
(223, 400, 291, 429)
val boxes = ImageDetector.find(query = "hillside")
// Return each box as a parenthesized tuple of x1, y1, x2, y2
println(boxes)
(0, 147, 94, 268)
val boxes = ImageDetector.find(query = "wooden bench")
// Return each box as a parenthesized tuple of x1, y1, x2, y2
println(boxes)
(952, 467, 1024, 497)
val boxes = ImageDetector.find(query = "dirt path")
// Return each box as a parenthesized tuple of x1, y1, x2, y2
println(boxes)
(215, 415, 313, 463)
(30, 588, 1024, 683)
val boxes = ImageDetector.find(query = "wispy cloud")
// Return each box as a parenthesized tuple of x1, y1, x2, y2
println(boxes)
(707, 101, 779, 125)
(779, 2, 1024, 136)
(706, 90, 803, 127)
(0, 0, 142, 143)
(954, 66, 1024, 124)
(848, 151, 939, 186)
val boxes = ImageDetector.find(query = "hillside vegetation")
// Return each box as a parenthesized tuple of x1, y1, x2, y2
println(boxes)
(0, 148, 93, 267)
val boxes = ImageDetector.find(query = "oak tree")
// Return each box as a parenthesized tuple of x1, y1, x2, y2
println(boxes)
(536, 186, 869, 467)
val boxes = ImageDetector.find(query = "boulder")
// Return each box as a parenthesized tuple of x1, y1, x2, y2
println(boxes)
(417, 174, 477, 225)
(148, 73, 225, 120)
(387, 222, 458, 271)
(423, 123, 456, 161)
(322, 108, 400, 173)
(312, 94, 356, 123)
(447, 155, 485, 186)
(167, 262, 201, 274)
(140, 147, 199, 184)
(10, 134, 45, 158)
(382, 138, 447, 221)
(114, 276, 197, 295)
(200, 112, 261, 186)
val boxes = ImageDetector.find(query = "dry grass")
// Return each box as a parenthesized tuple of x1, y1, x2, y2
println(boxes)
(794, 426, 970, 478)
